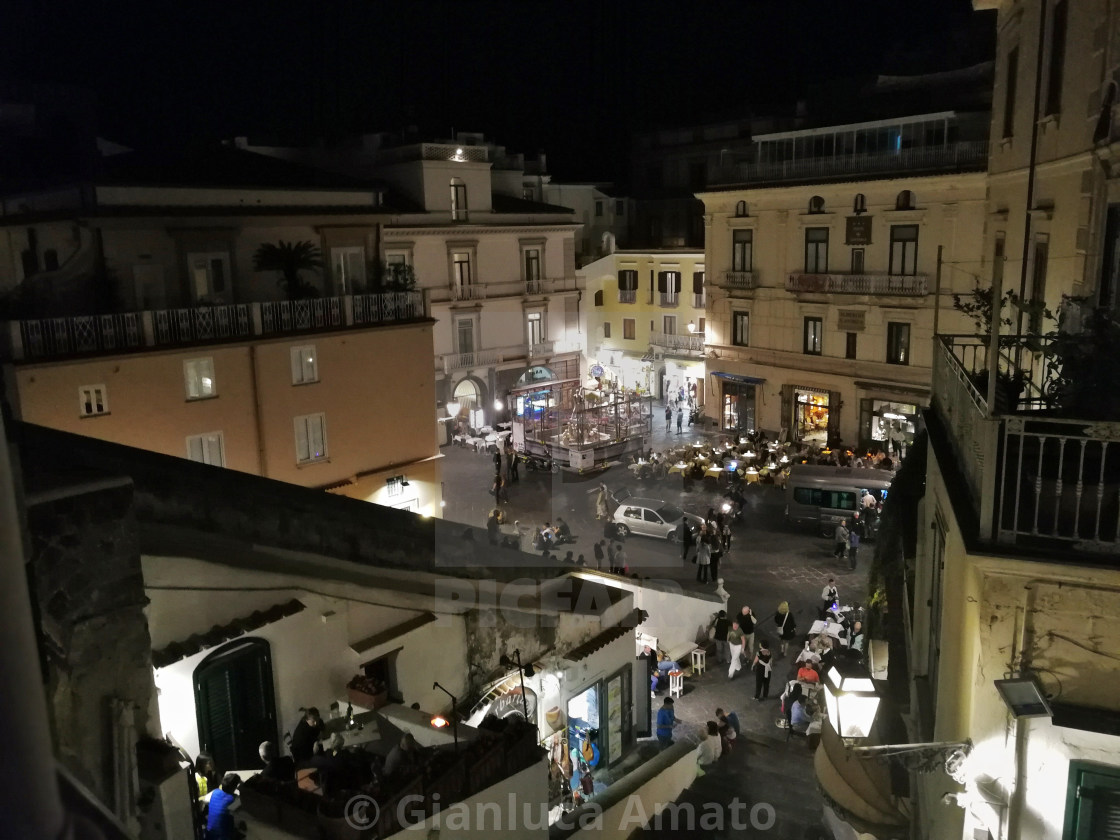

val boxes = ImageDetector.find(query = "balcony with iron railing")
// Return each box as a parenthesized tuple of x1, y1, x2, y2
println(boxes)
(618, 290, 637, 304)
(374, 142, 490, 164)
(787, 273, 929, 296)
(932, 334, 1120, 556)
(693, 293, 705, 308)
(7, 291, 427, 361)
(650, 331, 705, 355)
(720, 271, 757, 291)
(659, 292, 680, 307)
(431, 277, 578, 304)
(709, 140, 990, 186)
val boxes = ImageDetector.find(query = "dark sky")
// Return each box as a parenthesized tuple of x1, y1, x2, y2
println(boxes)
(2, 1, 992, 182)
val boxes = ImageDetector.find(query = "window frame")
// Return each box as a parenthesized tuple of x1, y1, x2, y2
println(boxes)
(603, 321, 611, 338)
(184, 357, 217, 400)
(1045, 0, 1067, 117)
(732, 311, 750, 347)
(330, 246, 366, 295)
(450, 178, 468, 221)
(889, 225, 919, 276)
(1003, 45, 1020, 139)
(803, 317, 823, 356)
(523, 247, 542, 284)
(623, 318, 636, 340)
(887, 322, 911, 365)
(805, 228, 829, 274)
(731, 229, 753, 272)
(290, 345, 319, 385)
(186, 431, 225, 467)
(78, 384, 109, 417)
(1063, 760, 1120, 839)
(845, 332, 858, 360)
(294, 413, 328, 465)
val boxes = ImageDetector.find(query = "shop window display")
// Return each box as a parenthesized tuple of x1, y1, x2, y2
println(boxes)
(795, 390, 830, 443)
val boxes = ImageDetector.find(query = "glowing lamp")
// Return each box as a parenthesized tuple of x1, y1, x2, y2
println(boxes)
(430, 716, 449, 729)
(823, 660, 880, 740)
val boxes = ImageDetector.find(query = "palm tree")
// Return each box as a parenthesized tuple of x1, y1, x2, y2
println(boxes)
(253, 241, 323, 300)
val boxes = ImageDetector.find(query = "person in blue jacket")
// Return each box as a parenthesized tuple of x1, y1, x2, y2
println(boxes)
(206, 773, 243, 840)
(656, 697, 677, 748)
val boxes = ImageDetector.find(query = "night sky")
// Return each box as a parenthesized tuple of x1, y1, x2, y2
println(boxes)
(3, 1, 992, 182)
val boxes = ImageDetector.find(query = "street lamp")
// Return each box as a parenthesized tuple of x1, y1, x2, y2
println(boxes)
(445, 401, 461, 418)
(432, 681, 459, 752)
(499, 649, 533, 720)
(823, 659, 973, 783)
(687, 321, 697, 334)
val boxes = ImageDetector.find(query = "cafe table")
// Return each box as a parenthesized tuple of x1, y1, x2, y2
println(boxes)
(323, 710, 381, 749)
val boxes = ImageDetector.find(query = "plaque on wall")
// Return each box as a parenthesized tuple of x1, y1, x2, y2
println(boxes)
(846, 215, 872, 245)
(837, 309, 866, 331)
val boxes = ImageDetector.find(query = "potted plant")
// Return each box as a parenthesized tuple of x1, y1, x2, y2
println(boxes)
(347, 673, 388, 709)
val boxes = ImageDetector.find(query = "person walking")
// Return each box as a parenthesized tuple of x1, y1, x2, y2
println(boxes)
(680, 519, 696, 564)
(614, 542, 629, 575)
(665, 403, 673, 432)
(709, 537, 722, 581)
(774, 601, 798, 656)
(849, 512, 866, 570)
(752, 641, 774, 701)
(821, 578, 839, 619)
(491, 473, 508, 505)
(695, 536, 712, 583)
(833, 519, 850, 562)
(595, 483, 609, 520)
(726, 621, 746, 679)
(593, 540, 605, 571)
(607, 543, 616, 574)
(655, 698, 677, 749)
(711, 610, 730, 663)
(738, 606, 756, 658)
(676, 406, 684, 435)
(505, 441, 519, 484)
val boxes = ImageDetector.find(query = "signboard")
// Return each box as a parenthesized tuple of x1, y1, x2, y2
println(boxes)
(490, 688, 537, 723)
(590, 364, 604, 378)
(512, 422, 525, 453)
(837, 310, 866, 332)
(846, 215, 872, 245)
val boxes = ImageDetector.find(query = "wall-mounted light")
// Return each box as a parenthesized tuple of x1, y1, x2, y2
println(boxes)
(494, 399, 503, 411)
(994, 675, 1052, 718)
(824, 659, 973, 783)
(687, 321, 697, 334)
(446, 401, 461, 418)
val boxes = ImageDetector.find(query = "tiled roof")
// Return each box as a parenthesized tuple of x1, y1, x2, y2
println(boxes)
(151, 599, 305, 668)
(351, 612, 437, 660)
(491, 193, 574, 214)
(564, 608, 647, 662)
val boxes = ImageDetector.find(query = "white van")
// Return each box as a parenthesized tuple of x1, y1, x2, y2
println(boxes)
(785, 465, 893, 536)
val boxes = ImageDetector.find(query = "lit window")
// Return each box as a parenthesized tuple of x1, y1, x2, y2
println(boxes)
(803, 317, 822, 355)
(887, 322, 910, 365)
(184, 358, 216, 400)
(295, 413, 328, 464)
(291, 346, 319, 385)
(79, 385, 109, 417)
(732, 312, 749, 347)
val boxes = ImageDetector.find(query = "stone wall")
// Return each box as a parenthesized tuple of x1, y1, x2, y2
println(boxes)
(24, 478, 157, 809)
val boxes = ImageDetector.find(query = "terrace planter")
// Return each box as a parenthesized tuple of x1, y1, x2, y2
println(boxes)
(348, 674, 389, 710)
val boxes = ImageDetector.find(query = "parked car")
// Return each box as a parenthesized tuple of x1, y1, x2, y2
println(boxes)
(609, 491, 703, 541)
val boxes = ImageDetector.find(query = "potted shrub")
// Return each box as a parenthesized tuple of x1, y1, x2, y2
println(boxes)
(347, 673, 388, 709)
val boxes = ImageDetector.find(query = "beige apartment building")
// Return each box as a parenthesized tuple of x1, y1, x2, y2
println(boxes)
(698, 111, 991, 450)
(579, 249, 707, 401)
(1, 145, 442, 513)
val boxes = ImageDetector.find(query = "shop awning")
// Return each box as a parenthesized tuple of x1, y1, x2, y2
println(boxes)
(351, 612, 436, 663)
(711, 371, 766, 385)
(152, 599, 305, 668)
(814, 725, 909, 834)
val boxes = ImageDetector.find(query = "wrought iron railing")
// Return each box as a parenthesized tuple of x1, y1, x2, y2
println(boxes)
(152, 304, 251, 345)
(659, 292, 680, 307)
(528, 340, 555, 357)
(441, 347, 505, 372)
(8, 292, 426, 361)
(710, 140, 990, 186)
(786, 273, 929, 296)
(933, 335, 1120, 552)
(18, 313, 143, 358)
(618, 290, 637, 304)
(721, 271, 757, 290)
(450, 284, 486, 301)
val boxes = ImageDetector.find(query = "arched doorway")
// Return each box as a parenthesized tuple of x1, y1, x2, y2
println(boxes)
(453, 376, 486, 428)
(194, 638, 278, 772)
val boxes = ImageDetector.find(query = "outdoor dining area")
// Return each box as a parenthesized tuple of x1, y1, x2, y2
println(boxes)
(237, 708, 540, 840)
(625, 433, 797, 491)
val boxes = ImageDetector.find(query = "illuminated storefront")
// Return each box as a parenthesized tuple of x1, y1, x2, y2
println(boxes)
(712, 372, 763, 433)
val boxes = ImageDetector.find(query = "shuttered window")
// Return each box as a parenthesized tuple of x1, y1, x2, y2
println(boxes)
(1065, 762, 1120, 839)
(194, 638, 277, 771)
(295, 413, 328, 463)
(186, 432, 225, 467)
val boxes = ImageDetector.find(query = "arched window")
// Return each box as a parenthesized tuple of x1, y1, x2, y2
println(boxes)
(453, 377, 481, 411)
(853, 194, 867, 214)
(808, 196, 825, 214)
(593, 289, 604, 306)
(450, 178, 468, 220)
(896, 190, 914, 211)
(734, 200, 748, 217)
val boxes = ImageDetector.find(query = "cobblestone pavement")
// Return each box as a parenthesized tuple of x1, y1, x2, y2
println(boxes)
(440, 401, 875, 839)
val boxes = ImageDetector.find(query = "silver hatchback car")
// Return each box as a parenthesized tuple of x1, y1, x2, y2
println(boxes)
(610, 492, 704, 541)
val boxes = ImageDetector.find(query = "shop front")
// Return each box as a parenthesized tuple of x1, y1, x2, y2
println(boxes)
(859, 398, 920, 457)
(712, 372, 763, 434)
(782, 385, 837, 444)
(661, 359, 706, 405)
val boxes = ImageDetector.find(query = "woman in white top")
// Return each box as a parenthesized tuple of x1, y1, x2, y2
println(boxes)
(697, 721, 723, 765)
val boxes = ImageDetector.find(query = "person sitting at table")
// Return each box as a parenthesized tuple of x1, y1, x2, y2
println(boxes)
(290, 708, 325, 763)
(258, 741, 295, 782)
(307, 733, 368, 796)
(205, 773, 243, 840)
(383, 733, 423, 780)
(797, 662, 820, 683)
(790, 696, 813, 734)
(194, 753, 218, 799)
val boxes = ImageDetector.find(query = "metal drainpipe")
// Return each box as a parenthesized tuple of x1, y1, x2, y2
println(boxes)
(1005, 576, 1120, 838)
(0, 415, 73, 840)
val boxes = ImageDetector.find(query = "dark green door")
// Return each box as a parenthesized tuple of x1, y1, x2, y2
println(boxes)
(194, 638, 277, 771)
